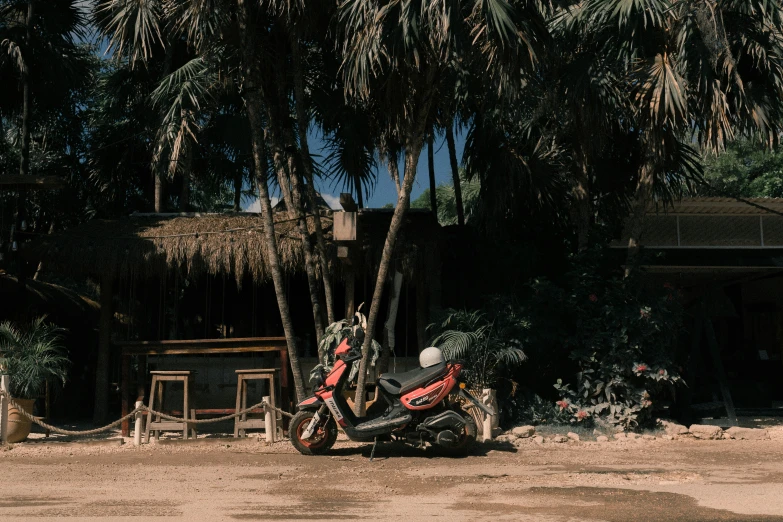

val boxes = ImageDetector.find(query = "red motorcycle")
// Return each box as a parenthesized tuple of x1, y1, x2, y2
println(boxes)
(290, 319, 493, 456)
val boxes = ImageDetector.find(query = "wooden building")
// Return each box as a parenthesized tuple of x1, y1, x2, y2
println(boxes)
(615, 197, 783, 425)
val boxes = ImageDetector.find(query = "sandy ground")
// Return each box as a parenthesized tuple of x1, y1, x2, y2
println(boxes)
(2, 427, 783, 521)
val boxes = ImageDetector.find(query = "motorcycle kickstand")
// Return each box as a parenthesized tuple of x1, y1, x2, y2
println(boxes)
(369, 436, 378, 462)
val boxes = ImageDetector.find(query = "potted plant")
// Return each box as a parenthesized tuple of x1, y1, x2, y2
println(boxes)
(0, 317, 69, 443)
(429, 304, 528, 439)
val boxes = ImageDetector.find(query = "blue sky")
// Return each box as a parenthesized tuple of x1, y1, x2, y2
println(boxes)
(246, 131, 466, 210)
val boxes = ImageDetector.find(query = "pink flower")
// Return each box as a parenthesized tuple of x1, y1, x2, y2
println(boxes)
(634, 363, 648, 373)
(640, 308, 651, 319)
(658, 369, 666, 375)
(641, 400, 653, 408)
(575, 410, 589, 421)
(556, 400, 570, 411)
(589, 294, 598, 302)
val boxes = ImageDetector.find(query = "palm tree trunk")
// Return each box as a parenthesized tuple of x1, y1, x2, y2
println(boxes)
(378, 270, 403, 374)
(233, 173, 242, 212)
(236, 0, 306, 401)
(18, 0, 34, 178)
(354, 172, 364, 208)
(290, 37, 335, 326)
(387, 152, 401, 196)
(275, 143, 326, 343)
(574, 155, 590, 253)
(427, 134, 437, 214)
(353, 138, 428, 415)
(624, 162, 654, 278)
(154, 43, 175, 213)
(446, 124, 465, 226)
(269, 50, 326, 344)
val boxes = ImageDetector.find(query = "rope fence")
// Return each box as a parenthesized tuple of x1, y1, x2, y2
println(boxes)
(0, 387, 293, 445)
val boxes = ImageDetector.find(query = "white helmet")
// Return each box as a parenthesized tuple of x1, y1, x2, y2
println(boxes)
(419, 347, 445, 368)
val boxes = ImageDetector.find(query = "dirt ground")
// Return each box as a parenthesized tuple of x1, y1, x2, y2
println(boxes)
(2, 427, 783, 521)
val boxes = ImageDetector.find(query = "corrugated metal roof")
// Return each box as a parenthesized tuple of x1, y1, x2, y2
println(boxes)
(650, 197, 783, 215)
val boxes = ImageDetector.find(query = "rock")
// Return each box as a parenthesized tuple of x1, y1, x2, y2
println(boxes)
(551, 435, 568, 443)
(662, 434, 673, 440)
(642, 434, 656, 441)
(660, 420, 689, 436)
(689, 424, 723, 440)
(495, 434, 514, 443)
(614, 433, 626, 440)
(596, 436, 609, 443)
(533, 436, 544, 444)
(567, 432, 580, 442)
(512, 426, 536, 439)
(725, 427, 769, 441)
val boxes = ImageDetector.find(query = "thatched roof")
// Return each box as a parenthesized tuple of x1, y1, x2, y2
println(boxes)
(29, 213, 332, 285)
(28, 209, 444, 285)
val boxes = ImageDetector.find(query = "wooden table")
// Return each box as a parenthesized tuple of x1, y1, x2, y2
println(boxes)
(118, 337, 289, 437)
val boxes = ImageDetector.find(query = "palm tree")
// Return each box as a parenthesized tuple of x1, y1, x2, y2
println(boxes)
(339, 0, 551, 414)
(576, 0, 783, 272)
(1, 0, 90, 222)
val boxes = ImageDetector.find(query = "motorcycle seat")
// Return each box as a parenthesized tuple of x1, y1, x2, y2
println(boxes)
(377, 361, 448, 396)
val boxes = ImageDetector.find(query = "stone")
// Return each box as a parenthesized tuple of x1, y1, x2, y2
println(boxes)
(512, 426, 536, 439)
(660, 420, 689, 436)
(533, 436, 544, 444)
(551, 435, 568, 443)
(689, 424, 723, 440)
(662, 434, 673, 440)
(567, 432, 580, 442)
(596, 436, 609, 443)
(614, 433, 626, 440)
(725, 427, 769, 441)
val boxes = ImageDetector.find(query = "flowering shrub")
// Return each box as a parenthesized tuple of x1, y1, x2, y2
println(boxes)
(532, 256, 684, 429)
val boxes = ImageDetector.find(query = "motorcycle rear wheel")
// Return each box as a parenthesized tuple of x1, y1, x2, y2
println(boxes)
(430, 407, 477, 457)
(290, 410, 338, 456)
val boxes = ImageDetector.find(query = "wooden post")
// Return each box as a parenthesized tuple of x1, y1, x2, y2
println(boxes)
(415, 278, 428, 353)
(94, 273, 114, 423)
(0, 374, 9, 445)
(344, 263, 355, 320)
(133, 400, 143, 446)
(279, 348, 290, 431)
(263, 396, 274, 443)
(481, 389, 496, 442)
(121, 353, 130, 437)
(703, 315, 739, 427)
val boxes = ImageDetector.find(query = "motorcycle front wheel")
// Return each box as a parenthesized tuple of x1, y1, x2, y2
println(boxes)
(290, 410, 338, 456)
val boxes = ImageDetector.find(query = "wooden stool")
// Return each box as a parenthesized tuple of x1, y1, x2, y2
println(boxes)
(234, 369, 279, 438)
(145, 371, 195, 443)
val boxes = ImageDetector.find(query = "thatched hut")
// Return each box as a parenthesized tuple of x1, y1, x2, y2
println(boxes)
(26, 208, 445, 421)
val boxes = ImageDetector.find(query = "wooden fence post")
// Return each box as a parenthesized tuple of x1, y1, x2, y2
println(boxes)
(263, 396, 275, 443)
(481, 388, 497, 442)
(0, 374, 8, 445)
(133, 401, 143, 446)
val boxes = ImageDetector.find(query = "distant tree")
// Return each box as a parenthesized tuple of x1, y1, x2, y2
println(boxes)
(700, 140, 783, 199)
(411, 170, 480, 226)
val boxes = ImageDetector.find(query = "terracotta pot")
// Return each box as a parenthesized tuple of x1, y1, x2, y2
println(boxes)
(7, 398, 35, 443)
